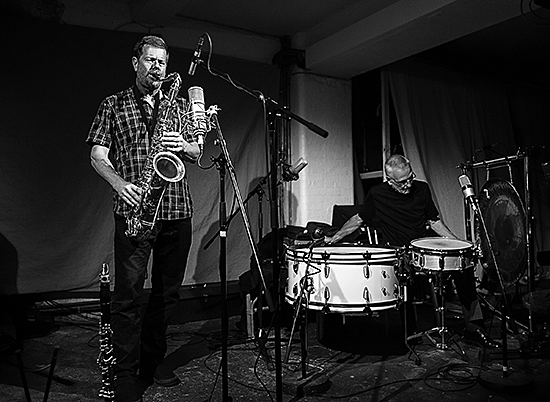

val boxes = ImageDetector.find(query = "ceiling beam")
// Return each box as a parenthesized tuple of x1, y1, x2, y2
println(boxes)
(131, 0, 191, 26)
(305, 0, 522, 79)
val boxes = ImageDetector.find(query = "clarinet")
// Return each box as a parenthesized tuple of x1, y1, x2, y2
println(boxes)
(97, 263, 116, 401)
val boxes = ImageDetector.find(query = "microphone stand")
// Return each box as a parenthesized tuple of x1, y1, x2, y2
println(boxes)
(469, 201, 533, 391)
(208, 109, 273, 402)
(202, 168, 286, 252)
(196, 55, 328, 402)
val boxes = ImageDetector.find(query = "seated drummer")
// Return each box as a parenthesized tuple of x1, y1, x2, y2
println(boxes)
(325, 154, 499, 348)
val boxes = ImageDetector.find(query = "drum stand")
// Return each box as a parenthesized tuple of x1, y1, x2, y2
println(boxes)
(283, 248, 330, 396)
(406, 270, 465, 362)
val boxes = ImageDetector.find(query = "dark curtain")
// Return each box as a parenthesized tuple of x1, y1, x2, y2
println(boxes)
(0, 15, 279, 294)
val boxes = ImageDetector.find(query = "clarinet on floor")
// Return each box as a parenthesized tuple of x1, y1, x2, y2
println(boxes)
(98, 263, 116, 401)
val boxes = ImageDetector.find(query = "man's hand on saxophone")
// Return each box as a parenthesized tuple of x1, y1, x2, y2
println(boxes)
(117, 183, 142, 208)
(162, 131, 200, 161)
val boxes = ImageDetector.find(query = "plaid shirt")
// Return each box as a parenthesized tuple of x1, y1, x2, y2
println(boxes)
(86, 86, 194, 220)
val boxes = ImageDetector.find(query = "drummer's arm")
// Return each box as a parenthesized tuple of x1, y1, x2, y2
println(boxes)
(326, 213, 363, 244)
(428, 219, 458, 239)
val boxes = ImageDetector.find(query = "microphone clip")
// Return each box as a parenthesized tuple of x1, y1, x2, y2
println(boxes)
(282, 163, 299, 181)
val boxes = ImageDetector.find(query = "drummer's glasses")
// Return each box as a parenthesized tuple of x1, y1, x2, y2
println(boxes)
(389, 172, 416, 187)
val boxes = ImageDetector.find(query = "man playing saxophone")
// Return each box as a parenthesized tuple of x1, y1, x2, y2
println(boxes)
(86, 35, 200, 402)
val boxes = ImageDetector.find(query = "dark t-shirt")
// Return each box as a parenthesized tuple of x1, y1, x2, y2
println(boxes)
(358, 181, 440, 247)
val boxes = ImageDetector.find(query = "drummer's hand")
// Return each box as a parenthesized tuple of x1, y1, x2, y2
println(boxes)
(325, 236, 337, 245)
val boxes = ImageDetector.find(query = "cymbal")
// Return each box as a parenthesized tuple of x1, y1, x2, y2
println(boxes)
(476, 178, 527, 287)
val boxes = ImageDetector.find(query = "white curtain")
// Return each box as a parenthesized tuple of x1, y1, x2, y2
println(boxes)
(385, 59, 517, 238)
(385, 58, 550, 275)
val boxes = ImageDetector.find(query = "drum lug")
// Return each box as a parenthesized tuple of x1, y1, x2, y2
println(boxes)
(439, 256, 445, 270)
(363, 264, 370, 279)
(363, 287, 370, 303)
(393, 283, 399, 297)
(324, 263, 330, 279)
(381, 287, 388, 297)
(324, 286, 331, 303)
(292, 249, 299, 274)
(381, 269, 388, 279)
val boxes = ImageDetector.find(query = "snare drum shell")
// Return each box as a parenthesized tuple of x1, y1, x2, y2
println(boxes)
(409, 237, 475, 271)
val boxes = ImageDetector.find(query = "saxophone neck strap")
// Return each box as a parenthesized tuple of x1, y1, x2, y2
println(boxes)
(133, 85, 161, 136)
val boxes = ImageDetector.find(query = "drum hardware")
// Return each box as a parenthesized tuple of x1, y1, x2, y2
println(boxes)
(283, 245, 331, 396)
(406, 269, 466, 360)
(406, 237, 478, 362)
(284, 247, 317, 365)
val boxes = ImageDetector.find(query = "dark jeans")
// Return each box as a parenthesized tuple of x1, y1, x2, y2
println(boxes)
(111, 214, 192, 386)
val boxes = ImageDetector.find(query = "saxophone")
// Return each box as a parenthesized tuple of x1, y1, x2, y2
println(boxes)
(97, 263, 115, 401)
(125, 72, 186, 241)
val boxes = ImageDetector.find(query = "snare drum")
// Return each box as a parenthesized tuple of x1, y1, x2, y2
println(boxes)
(285, 246, 400, 313)
(409, 237, 475, 272)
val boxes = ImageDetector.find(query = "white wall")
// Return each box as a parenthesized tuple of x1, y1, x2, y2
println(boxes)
(288, 72, 354, 227)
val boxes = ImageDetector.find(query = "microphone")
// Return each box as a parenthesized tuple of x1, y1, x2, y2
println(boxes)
(188, 35, 205, 76)
(187, 86, 207, 145)
(282, 157, 308, 181)
(458, 174, 479, 212)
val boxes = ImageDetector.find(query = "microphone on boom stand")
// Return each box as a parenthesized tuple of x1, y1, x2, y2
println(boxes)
(457, 174, 533, 391)
(282, 157, 308, 182)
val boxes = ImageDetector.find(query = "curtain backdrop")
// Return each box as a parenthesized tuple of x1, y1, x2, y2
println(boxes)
(0, 15, 278, 294)
(386, 59, 550, 263)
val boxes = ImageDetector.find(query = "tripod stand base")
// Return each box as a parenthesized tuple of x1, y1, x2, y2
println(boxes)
(478, 366, 534, 392)
(282, 367, 331, 397)
(408, 327, 465, 354)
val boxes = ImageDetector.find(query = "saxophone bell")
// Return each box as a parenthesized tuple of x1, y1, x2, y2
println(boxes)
(153, 151, 186, 182)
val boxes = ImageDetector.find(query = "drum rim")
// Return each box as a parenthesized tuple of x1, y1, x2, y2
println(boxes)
(284, 294, 399, 311)
(286, 245, 399, 256)
(410, 236, 474, 252)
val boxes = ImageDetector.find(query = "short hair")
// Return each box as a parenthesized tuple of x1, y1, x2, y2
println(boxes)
(385, 154, 411, 176)
(133, 35, 169, 60)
